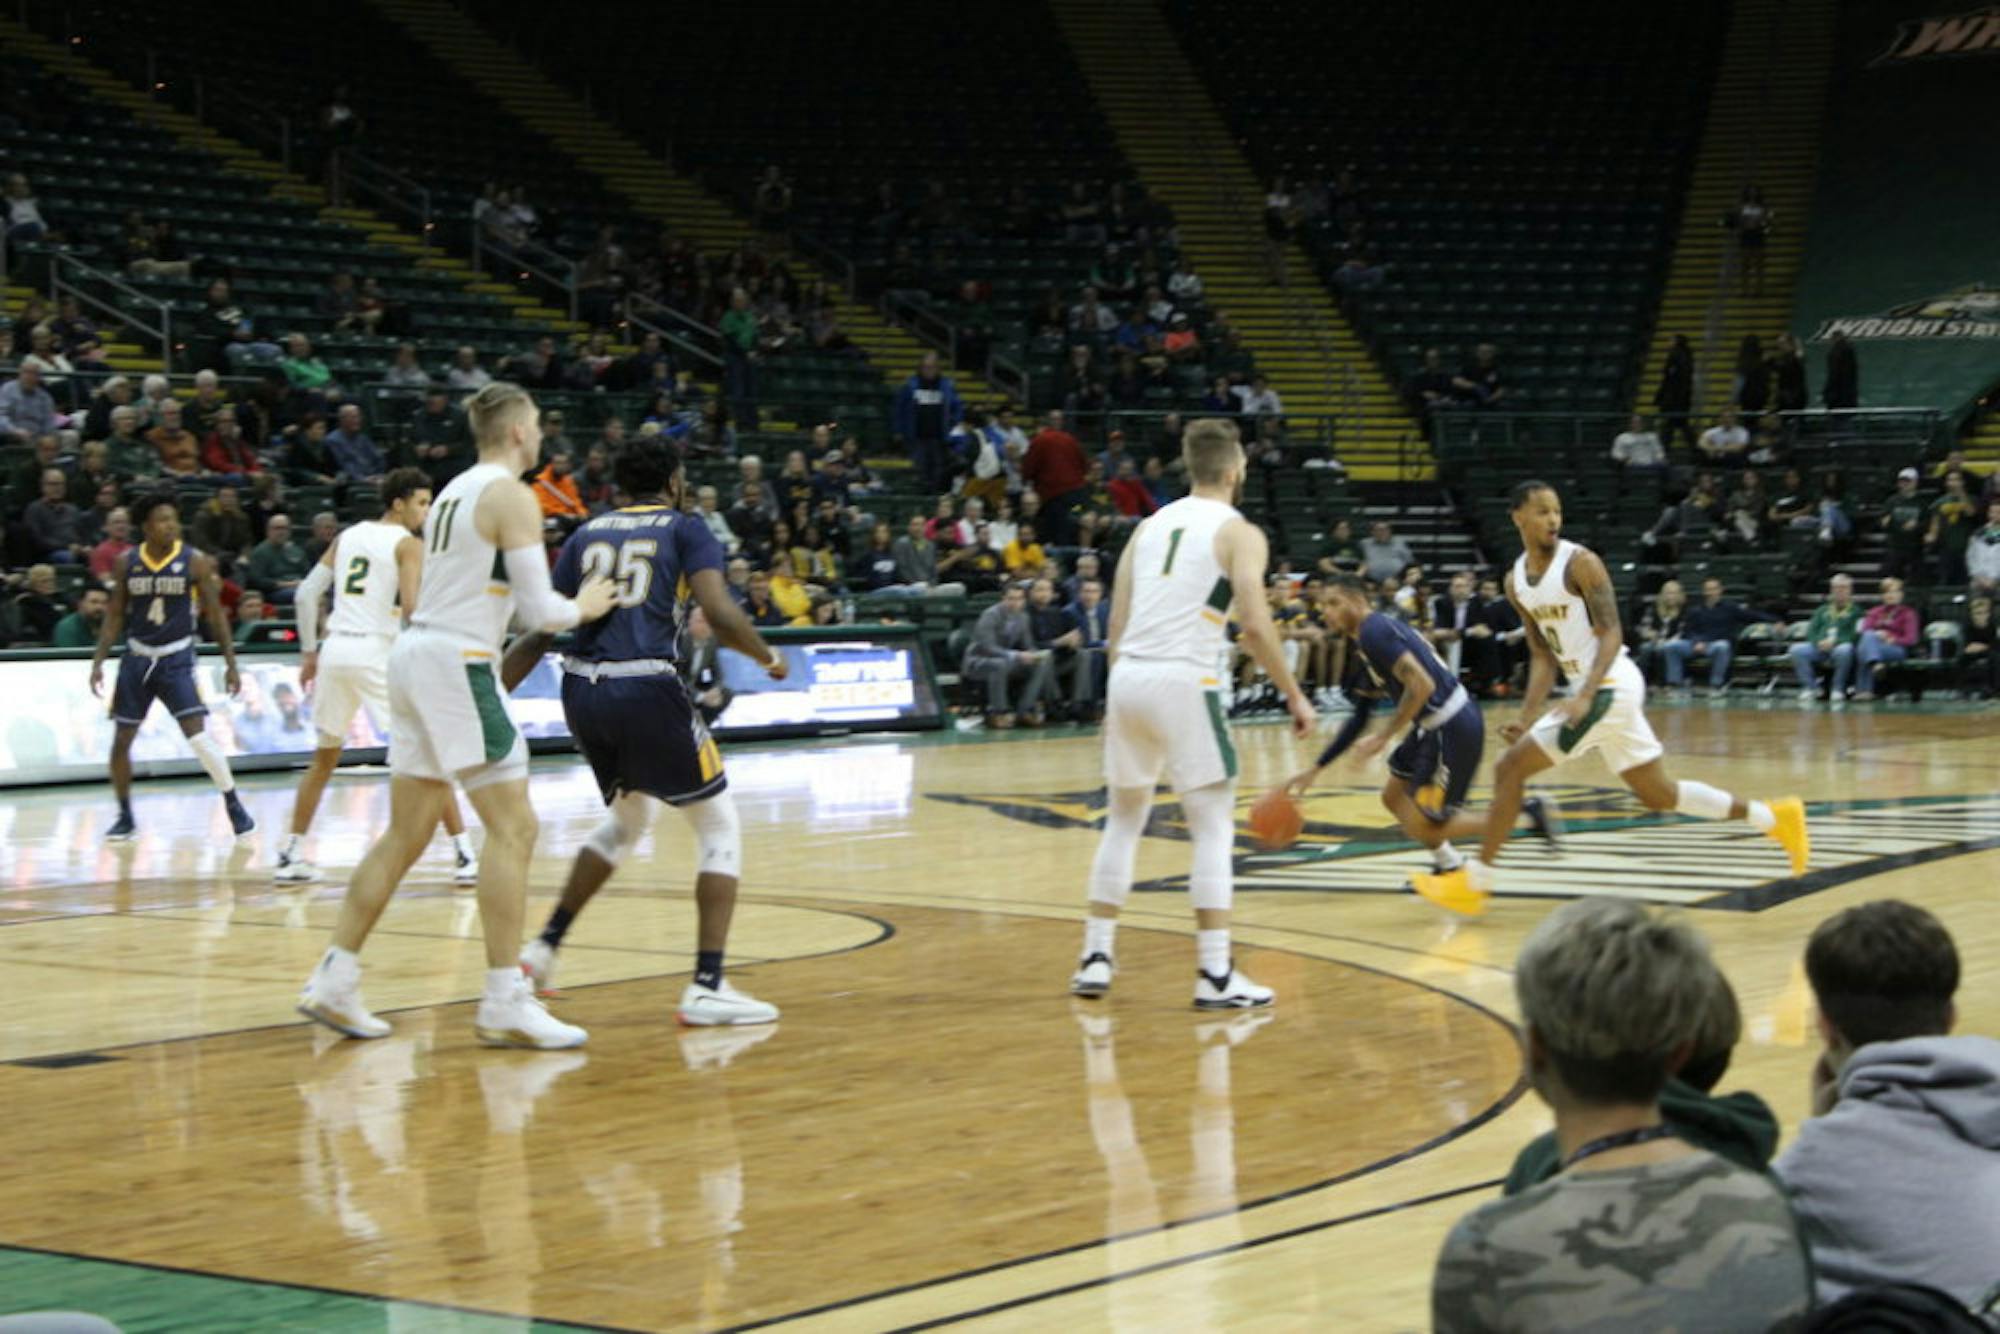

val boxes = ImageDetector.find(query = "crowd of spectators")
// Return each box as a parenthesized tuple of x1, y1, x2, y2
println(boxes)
(1433, 895, 1999, 1331)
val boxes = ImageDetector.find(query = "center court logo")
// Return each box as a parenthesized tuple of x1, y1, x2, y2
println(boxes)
(931, 786, 2000, 912)
(1812, 284, 2000, 341)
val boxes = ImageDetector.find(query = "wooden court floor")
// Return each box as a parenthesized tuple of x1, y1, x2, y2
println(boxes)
(2, 699, 1997, 1331)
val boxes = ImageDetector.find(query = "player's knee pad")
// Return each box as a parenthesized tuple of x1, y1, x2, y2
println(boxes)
(584, 790, 658, 868)
(679, 789, 742, 876)
(1180, 782, 1236, 912)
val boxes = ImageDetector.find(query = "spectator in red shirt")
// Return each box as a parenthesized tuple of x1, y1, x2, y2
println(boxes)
(89, 506, 134, 581)
(200, 405, 263, 479)
(1107, 456, 1156, 518)
(1163, 311, 1202, 363)
(1855, 576, 1920, 700)
(1023, 408, 1088, 544)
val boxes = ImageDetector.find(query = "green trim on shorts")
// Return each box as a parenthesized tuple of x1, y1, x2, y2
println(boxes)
(464, 662, 517, 762)
(1205, 576, 1233, 612)
(1557, 687, 1615, 752)
(1203, 689, 1239, 779)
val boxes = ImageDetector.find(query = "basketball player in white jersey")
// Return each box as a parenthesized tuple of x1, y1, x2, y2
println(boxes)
(1070, 418, 1315, 1008)
(297, 382, 616, 1048)
(276, 467, 479, 884)
(1410, 480, 1809, 914)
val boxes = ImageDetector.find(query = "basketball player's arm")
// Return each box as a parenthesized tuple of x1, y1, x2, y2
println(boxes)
(481, 479, 614, 631)
(1102, 519, 1142, 667)
(1505, 570, 1557, 742)
(294, 541, 337, 685)
(87, 574, 129, 697)
(393, 534, 423, 622)
(1222, 519, 1315, 739)
(1561, 548, 1624, 723)
(688, 568, 787, 680)
(194, 551, 242, 696)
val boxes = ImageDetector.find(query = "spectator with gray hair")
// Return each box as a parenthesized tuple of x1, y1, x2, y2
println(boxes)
(1432, 898, 1809, 1333)
(0, 362, 58, 445)
(962, 580, 1053, 729)
(1789, 573, 1862, 702)
(1775, 900, 2000, 1309)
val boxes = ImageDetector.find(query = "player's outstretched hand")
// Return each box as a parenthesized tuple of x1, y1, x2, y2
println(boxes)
(89, 660, 105, 698)
(1351, 731, 1387, 762)
(763, 651, 789, 681)
(225, 665, 242, 697)
(299, 651, 318, 693)
(1285, 689, 1316, 739)
(1283, 765, 1323, 798)
(572, 574, 618, 623)
(1501, 719, 1527, 743)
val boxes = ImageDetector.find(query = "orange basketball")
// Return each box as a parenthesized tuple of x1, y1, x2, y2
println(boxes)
(1247, 789, 1305, 849)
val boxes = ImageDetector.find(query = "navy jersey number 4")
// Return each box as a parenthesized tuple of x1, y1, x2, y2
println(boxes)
(552, 506, 724, 662)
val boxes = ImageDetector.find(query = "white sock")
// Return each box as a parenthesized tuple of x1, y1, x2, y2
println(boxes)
(320, 945, 359, 982)
(1675, 780, 1734, 821)
(1083, 916, 1117, 959)
(1468, 858, 1496, 892)
(187, 730, 234, 793)
(453, 832, 475, 858)
(1432, 840, 1464, 872)
(1746, 800, 1776, 832)
(281, 833, 301, 856)
(485, 967, 521, 1001)
(1196, 928, 1231, 979)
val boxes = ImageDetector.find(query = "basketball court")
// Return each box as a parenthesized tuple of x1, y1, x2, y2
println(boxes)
(2, 701, 1996, 1330)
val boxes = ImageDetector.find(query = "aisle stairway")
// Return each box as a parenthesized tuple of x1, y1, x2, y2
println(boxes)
(0, 17, 574, 345)
(1639, 0, 1837, 423)
(1050, 0, 1425, 482)
(369, 0, 1007, 416)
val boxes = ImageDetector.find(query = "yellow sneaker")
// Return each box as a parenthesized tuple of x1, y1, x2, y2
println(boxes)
(1409, 868, 1492, 918)
(1767, 796, 1810, 878)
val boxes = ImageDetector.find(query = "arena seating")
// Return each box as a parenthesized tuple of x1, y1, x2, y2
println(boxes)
(1164, 0, 1728, 419)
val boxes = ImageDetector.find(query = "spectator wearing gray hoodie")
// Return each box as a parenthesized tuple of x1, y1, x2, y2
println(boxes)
(1775, 900, 2000, 1309)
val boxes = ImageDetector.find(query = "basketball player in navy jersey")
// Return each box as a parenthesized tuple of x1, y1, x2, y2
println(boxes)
(88, 491, 255, 840)
(502, 437, 790, 1026)
(1281, 574, 1557, 888)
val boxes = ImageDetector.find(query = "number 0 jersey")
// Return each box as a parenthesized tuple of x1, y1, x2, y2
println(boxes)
(325, 520, 411, 639)
(1114, 495, 1239, 676)
(1510, 538, 1632, 683)
(552, 505, 725, 662)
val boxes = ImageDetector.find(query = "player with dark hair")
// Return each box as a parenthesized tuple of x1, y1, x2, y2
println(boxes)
(278, 466, 479, 883)
(1411, 480, 1808, 914)
(503, 435, 790, 1027)
(1280, 574, 1557, 886)
(88, 491, 255, 840)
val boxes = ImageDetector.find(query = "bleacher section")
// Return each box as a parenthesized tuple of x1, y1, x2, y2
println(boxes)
(0, 18, 577, 389)
(1641, 0, 1836, 425)
(451, 0, 1302, 453)
(1166, 0, 1726, 424)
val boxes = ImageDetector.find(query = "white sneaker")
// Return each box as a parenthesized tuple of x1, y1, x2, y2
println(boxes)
(297, 968, 392, 1039)
(1193, 964, 1275, 1010)
(475, 973, 587, 1049)
(1795, 688, 1818, 703)
(274, 850, 321, 883)
(678, 979, 779, 1027)
(453, 850, 479, 885)
(519, 938, 558, 994)
(1070, 951, 1115, 997)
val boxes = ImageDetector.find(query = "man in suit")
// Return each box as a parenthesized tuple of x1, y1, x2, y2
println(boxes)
(1427, 570, 1505, 690)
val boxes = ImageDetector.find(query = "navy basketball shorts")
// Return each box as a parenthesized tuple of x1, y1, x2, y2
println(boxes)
(1386, 705, 1484, 822)
(111, 649, 206, 727)
(561, 671, 727, 807)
